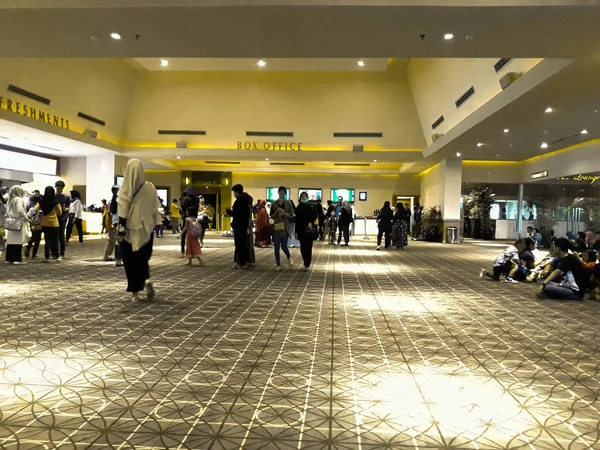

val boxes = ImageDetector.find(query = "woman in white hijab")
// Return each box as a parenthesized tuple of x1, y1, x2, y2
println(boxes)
(117, 159, 162, 301)
(4, 186, 28, 264)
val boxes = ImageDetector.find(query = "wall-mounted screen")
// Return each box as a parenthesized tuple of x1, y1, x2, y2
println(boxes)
(331, 188, 355, 203)
(298, 188, 322, 201)
(266, 187, 290, 202)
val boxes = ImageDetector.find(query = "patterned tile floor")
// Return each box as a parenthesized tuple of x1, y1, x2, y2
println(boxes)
(1, 234, 600, 449)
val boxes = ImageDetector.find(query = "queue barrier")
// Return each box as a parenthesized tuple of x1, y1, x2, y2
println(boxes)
(355, 216, 370, 240)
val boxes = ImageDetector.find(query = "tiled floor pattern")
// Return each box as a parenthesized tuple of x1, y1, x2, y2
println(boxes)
(1, 234, 600, 449)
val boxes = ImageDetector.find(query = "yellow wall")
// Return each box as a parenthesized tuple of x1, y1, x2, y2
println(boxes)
(407, 58, 542, 145)
(419, 164, 442, 210)
(231, 172, 420, 216)
(125, 70, 426, 150)
(462, 161, 523, 184)
(0, 58, 136, 145)
(144, 170, 182, 202)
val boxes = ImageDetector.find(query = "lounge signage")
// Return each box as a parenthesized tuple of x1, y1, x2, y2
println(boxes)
(558, 174, 600, 184)
(0, 95, 70, 130)
(530, 170, 548, 179)
(237, 141, 302, 151)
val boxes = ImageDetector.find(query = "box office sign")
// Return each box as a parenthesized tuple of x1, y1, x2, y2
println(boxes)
(0, 95, 70, 130)
(237, 141, 302, 151)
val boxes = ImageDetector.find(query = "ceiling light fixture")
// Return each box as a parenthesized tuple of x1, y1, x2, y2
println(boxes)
(358, 61, 365, 67)
(160, 59, 169, 67)
(456, 152, 462, 157)
(503, 128, 509, 133)
(265, 158, 269, 161)
(581, 129, 588, 134)
(444, 33, 454, 40)
(176, 156, 181, 159)
(545, 107, 553, 113)
(477, 142, 483, 147)
(496, 154, 502, 157)
(541, 142, 548, 149)
(110, 32, 121, 40)
(373, 159, 377, 162)
(257, 60, 266, 67)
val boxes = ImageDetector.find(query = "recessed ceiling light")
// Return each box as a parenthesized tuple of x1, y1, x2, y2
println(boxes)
(456, 152, 462, 157)
(545, 107, 553, 113)
(496, 153, 502, 157)
(91, 34, 101, 41)
(444, 33, 454, 40)
(160, 59, 169, 67)
(581, 129, 588, 134)
(541, 142, 548, 149)
(477, 142, 483, 147)
(503, 128, 509, 133)
(358, 61, 365, 67)
(176, 156, 181, 159)
(265, 158, 269, 161)
(257, 60, 266, 67)
(110, 32, 121, 40)
(464, 34, 475, 41)
(373, 159, 377, 162)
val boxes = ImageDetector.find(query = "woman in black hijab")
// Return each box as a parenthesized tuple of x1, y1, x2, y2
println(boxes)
(392, 203, 408, 250)
(37, 186, 62, 260)
(376, 201, 393, 250)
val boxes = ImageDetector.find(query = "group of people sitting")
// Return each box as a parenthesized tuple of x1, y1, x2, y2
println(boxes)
(480, 230, 600, 301)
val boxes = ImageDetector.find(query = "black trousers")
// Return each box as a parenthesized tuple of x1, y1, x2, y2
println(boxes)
(26, 229, 43, 257)
(377, 222, 392, 248)
(122, 236, 153, 293)
(58, 218, 67, 256)
(233, 228, 249, 267)
(5, 244, 23, 262)
(299, 233, 314, 268)
(42, 226, 60, 260)
(67, 218, 83, 243)
(337, 220, 350, 245)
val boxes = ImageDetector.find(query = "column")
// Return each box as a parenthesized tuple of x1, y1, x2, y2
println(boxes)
(85, 154, 115, 208)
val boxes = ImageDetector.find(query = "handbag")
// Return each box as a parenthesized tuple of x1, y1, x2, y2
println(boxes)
(274, 222, 286, 232)
(4, 215, 24, 232)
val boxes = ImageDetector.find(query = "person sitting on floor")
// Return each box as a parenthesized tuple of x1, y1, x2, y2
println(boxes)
(479, 239, 526, 281)
(526, 237, 560, 283)
(507, 237, 536, 282)
(590, 264, 600, 300)
(536, 237, 590, 301)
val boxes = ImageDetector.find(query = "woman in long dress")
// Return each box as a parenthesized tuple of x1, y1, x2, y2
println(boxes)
(392, 203, 408, 250)
(255, 200, 272, 248)
(117, 159, 163, 302)
(4, 186, 28, 264)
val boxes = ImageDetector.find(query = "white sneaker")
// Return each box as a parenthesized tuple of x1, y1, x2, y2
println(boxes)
(504, 277, 518, 284)
(479, 269, 486, 279)
(303, 266, 311, 272)
(131, 292, 140, 302)
(376, 246, 381, 250)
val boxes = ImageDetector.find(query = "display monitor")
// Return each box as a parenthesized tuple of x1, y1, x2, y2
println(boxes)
(115, 176, 124, 187)
(331, 188, 355, 203)
(298, 188, 322, 201)
(266, 187, 290, 202)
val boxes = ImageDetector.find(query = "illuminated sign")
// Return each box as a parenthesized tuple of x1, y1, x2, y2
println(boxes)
(237, 141, 302, 151)
(0, 95, 70, 130)
(530, 170, 548, 179)
(558, 174, 600, 184)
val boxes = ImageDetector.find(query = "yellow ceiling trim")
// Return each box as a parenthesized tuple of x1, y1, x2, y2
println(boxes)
(419, 164, 440, 176)
(523, 137, 600, 164)
(232, 172, 402, 178)
(462, 160, 520, 166)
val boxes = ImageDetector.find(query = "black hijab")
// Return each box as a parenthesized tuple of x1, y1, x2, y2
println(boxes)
(394, 202, 406, 221)
(40, 186, 59, 215)
(381, 201, 392, 213)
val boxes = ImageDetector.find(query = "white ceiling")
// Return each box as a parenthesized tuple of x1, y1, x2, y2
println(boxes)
(132, 58, 392, 72)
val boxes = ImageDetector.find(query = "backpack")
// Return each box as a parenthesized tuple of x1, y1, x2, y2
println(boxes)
(189, 218, 202, 238)
(30, 209, 43, 226)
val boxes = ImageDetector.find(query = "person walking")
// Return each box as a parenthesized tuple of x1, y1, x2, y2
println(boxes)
(337, 200, 352, 246)
(0, 186, 7, 252)
(181, 207, 205, 266)
(295, 191, 318, 271)
(229, 184, 251, 269)
(254, 200, 272, 248)
(103, 185, 123, 266)
(117, 159, 162, 302)
(392, 203, 409, 249)
(270, 186, 295, 271)
(412, 205, 423, 241)
(4, 186, 28, 264)
(25, 191, 43, 259)
(180, 187, 199, 257)
(376, 201, 393, 250)
(288, 199, 301, 248)
(101, 199, 109, 234)
(36, 186, 62, 261)
(170, 198, 181, 234)
(66, 190, 84, 244)
(54, 180, 70, 258)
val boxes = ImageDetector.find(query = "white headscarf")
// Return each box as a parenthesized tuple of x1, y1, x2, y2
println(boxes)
(8, 186, 26, 214)
(117, 159, 162, 251)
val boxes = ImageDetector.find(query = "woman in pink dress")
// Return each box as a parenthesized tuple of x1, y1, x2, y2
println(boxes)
(181, 207, 205, 266)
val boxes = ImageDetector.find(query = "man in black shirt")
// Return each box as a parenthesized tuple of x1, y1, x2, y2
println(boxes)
(537, 237, 588, 300)
(55, 180, 71, 258)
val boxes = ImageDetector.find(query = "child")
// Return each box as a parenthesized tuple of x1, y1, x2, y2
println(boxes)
(508, 237, 536, 282)
(181, 207, 205, 267)
(480, 239, 526, 281)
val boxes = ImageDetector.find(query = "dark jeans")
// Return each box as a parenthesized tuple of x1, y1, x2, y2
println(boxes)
(486, 262, 512, 280)
(299, 234, 313, 268)
(181, 230, 186, 254)
(154, 224, 164, 238)
(122, 236, 153, 293)
(58, 218, 67, 256)
(67, 218, 83, 243)
(377, 222, 392, 248)
(5, 244, 23, 262)
(273, 232, 290, 266)
(233, 228, 249, 267)
(412, 222, 422, 239)
(338, 220, 350, 245)
(42, 226, 60, 260)
(26, 229, 43, 257)
(541, 284, 582, 300)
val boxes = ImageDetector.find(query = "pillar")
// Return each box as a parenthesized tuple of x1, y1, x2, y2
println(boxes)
(440, 158, 463, 225)
(85, 154, 115, 207)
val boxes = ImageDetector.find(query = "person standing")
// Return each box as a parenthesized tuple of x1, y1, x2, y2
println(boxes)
(170, 198, 181, 234)
(254, 200, 272, 248)
(4, 186, 28, 264)
(376, 201, 393, 250)
(412, 205, 423, 241)
(154, 197, 165, 239)
(36, 186, 62, 261)
(288, 199, 301, 248)
(229, 184, 251, 269)
(392, 203, 408, 249)
(316, 199, 326, 241)
(295, 191, 318, 271)
(198, 196, 212, 246)
(103, 185, 123, 266)
(101, 199, 109, 234)
(117, 159, 162, 302)
(270, 186, 294, 270)
(337, 200, 352, 246)
(66, 190, 84, 244)
(0, 186, 7, 252)
(54, 180, 70, 258)
(404, 203, 412, 237)
(181, 208, 205, 266)
(180, 187, 199, 257)
(25, 191, 43, 259)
